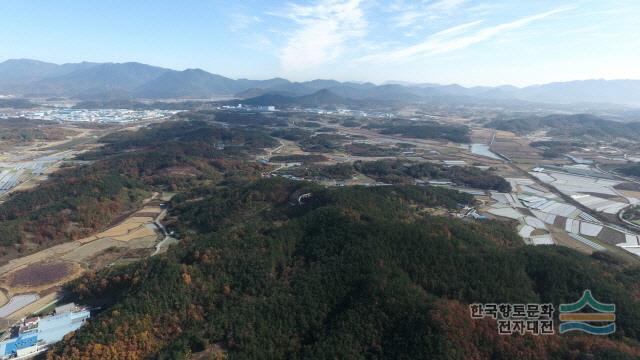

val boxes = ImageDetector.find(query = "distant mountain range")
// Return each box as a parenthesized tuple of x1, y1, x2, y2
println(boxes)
(1, 59, 640, 106)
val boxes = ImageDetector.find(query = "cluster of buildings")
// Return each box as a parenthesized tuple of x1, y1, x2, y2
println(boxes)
(218, 104, 276, 112)
(219, 104, 395, 118)
(0, 303, 90, 359)
(0, 108, 177, 123)
(298, 108, 392, 118)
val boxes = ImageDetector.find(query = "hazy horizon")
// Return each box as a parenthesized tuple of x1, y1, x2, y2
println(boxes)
(2, 0, 640, 86)
(4, 57, 640, 90)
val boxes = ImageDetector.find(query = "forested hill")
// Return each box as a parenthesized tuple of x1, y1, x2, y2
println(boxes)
(48, 176, 640, 359)
(0, 120, 274, 263)
(485, 114, 640, 140)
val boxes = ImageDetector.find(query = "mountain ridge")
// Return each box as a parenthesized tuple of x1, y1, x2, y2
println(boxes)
(1, 58, 640, 106)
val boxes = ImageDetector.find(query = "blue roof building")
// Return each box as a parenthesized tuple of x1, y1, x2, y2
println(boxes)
(0, 304, 89, 359)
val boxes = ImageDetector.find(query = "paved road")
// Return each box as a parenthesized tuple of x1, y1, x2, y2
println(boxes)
(150, 208, 181, 256)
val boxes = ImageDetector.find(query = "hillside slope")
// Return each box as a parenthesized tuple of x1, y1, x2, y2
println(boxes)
(48, 174, 640, 359)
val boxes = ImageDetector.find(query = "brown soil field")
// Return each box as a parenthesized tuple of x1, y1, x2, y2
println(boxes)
(548, 227, 593, 254)
(0, 192, 165, 311)
(598, 226, 626, 245)
(470, 128, 494, 143)
(0, 165, 173, 322)
(137, 206, 162, 214)
(554, 216, 568, 227)
(134, 212, 159, 217)
(112, 225, 156, 242)
(615, 183, 640, 191)
(488, 131, 543, 163)
(99, 217, 155, 238)
(619, 190, 640, 199)
(531, 229, 549, 236)
(84, 247, 130, 270)
(8, 262, 73, 288)
(2, 261, 83, 295)
(61, 238, 122, 262)
(0, 290, 8, 308)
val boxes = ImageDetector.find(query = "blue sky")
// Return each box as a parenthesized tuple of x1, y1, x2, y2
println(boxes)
(1, 0, 639, 86)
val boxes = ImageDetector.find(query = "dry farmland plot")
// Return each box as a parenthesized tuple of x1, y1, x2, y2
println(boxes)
(0, 192, 169, 320)
(549, 227, 594, 254)
(98, 216, 154, 238)
(470, 128, 495, 144)
(61, 238, 124, 263)
(489, 131, 543, 163)
(8, 262, 73, 288)
(1, 261, 83, 294)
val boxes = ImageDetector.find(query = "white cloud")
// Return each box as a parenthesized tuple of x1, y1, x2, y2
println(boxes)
(392, 0, 469, 28)
(277, 0, 367, 71)
(362, 7, 572, 63)
(431, 19, 484, 37)
(229, 13, 260, 32)
(430, 0, 468, 12)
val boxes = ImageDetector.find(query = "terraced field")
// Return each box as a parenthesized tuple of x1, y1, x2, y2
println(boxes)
(0, 193, 174, 324)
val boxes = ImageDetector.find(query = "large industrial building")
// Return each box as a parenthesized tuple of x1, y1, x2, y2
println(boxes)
(0, 303, 90, 359)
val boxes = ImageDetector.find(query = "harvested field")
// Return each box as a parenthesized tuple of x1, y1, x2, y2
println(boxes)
(99, 217, 155, 238)
(531, 229, 549, 236)
(552, 215, 567, 227)
(112, 225, 156, 242)
(124, 235, 158, 249)
(549, 227, 593, 254)
(0, 242, 79, 275)
(137, 206, 162, 214)
(61, 238, 122, 262)
(619, 190, 640, 199)
(598, 226, 626, 245)
(489, 131, 543, 163)
(124, 216, 155, 223)
(134, 212, 159, 218)
(470, 128, 494, 144)
(0, 191, 173, 327)
(82, 247, 143, 270)
(87, 249, 124, 269)
(615, 182, 640, 191)
(8, 262, 73, 288)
